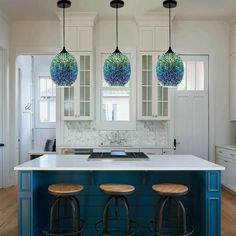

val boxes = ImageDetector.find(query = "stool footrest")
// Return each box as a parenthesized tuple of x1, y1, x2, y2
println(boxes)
(42, 219, 87, 236)
(148, 220, 194, 236)
(95, 217, 139, 236)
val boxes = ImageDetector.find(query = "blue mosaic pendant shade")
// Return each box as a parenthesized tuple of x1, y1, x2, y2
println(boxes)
(103, 47, 131, 86)
(50, 47, 78, 87)
(103, 1, 131, 86)
(156, 47, 184, 87)
(156, 0, 184, 87)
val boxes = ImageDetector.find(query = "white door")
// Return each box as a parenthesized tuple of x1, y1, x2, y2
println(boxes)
(174, 55, 209, 160)
(0, 49, 5, 188)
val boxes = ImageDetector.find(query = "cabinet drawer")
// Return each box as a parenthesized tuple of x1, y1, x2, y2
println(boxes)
(216, 148, 236, 161)
(162, 149, 174, 155)
(140, 148, 162, 155)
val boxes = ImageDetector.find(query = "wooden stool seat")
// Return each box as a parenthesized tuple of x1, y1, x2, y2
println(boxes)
(152, 183, 188, 196)
(100, 184, 135, 195)
(48, 183, 84, 196)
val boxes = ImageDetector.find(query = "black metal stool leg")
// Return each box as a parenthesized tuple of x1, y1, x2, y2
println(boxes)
(120, 196, 131, 235)
(158, 197, 169, 234)
(177, 200, 187, 234)
(50, 197, 62, 233)
(72, 196, 81, 236)
(102, 196, 114, 236)
(154, 196, 164, 234)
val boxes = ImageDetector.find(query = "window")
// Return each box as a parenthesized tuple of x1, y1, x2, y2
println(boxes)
(178, 57, 206, 91)
(97, 51, 136, 130)
(36, 76, 56, 127)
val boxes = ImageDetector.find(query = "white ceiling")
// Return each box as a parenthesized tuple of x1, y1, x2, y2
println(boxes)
(0, 0, 236, 21)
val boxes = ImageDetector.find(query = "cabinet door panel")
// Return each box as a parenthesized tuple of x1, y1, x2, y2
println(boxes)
(139, 27, 155, 51)
(227, 160, 236, 192)
(65, 27, 77, 51)
(156, 27, 168, 51)
(77, 28, 92, 51)
(216, 157, 228, 186)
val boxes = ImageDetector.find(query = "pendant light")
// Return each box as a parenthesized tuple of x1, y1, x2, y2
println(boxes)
(103, 0, 131, 86)
(50, 0, 78, 87)
(156, 0, 184, 87)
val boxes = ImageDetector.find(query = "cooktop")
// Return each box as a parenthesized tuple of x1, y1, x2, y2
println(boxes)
(88, 151, 149, 160)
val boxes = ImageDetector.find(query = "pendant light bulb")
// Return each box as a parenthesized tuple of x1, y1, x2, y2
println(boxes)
(50, 0, 78, 87)
(103, 0, 131, 87)
(156, 0, 184, 87)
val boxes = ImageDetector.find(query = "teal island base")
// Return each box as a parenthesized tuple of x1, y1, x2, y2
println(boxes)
(18, 170, 221, 236)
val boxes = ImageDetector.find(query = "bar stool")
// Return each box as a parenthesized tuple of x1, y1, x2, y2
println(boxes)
(150, 183, 194, 236)
(95, 184, 139, 236)
(43, 183, 86, 236)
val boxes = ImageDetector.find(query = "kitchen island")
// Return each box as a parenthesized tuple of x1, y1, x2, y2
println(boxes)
(15, 154, 224, 236)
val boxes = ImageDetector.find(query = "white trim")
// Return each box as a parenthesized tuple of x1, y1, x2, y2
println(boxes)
(0, 48, 10, 187)
(96, 48, 137, 130)
(34, 72, 56, 129)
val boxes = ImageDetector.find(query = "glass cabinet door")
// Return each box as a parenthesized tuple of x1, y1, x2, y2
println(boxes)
(157, 82, 168, 117)
(139, 53, 169, 120)
(61, 53, 93, 120)
(79, 55, 91, 117)
(141, 55, 153, 117)
(63, 86, 75, 117)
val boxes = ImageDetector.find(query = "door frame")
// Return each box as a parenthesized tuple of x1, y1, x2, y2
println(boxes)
(169, 52, 214, 162)
(0, 47, 9, 188)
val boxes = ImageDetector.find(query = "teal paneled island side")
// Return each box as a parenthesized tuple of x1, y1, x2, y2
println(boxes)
(15, 154, 224, 236)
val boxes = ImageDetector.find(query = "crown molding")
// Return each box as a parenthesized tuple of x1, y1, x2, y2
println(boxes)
(135, 11, 176, 27)
(56, 12, 97, 27)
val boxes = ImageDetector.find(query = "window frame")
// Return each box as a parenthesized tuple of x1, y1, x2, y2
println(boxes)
(96, 48, 136, 130)
(35, 73, 56, 129)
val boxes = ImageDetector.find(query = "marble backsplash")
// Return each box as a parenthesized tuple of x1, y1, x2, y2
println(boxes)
(63, 121, 169, 147)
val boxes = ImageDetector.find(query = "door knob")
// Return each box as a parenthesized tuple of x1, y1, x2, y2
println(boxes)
(0, 143, 4, 147)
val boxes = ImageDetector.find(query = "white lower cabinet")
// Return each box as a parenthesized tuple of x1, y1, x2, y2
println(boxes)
(216, 147, 236, 192)
(227, 160, 236, 192)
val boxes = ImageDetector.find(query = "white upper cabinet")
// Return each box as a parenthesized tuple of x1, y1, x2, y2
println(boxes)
(138, 53, 170, 120)
(139, 27, 168, 51)
(57, 13, 96, 121)
(65, 27, 93, 52)
(137, 12, 169, 52)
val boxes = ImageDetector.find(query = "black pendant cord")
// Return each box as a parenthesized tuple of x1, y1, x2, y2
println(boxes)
(62, 5, 66, 52)
(115, 7, 120, 53)
(169, 6, 171, 48)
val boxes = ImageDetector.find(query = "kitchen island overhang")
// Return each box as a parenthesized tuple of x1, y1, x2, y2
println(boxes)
(15, 154, 224, 236)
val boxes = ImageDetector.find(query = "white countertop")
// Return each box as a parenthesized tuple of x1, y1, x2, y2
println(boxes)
(14, 154, 224, 171)
(57, 145, 175, 149)
(216, 145, 236, 151)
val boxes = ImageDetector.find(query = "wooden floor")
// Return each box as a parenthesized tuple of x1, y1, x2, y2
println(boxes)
(0, 187, 236, 235)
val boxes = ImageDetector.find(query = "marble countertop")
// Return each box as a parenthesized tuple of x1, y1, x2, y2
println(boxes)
(216, 145, 236, 151)
(14, 154, 224, 171)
